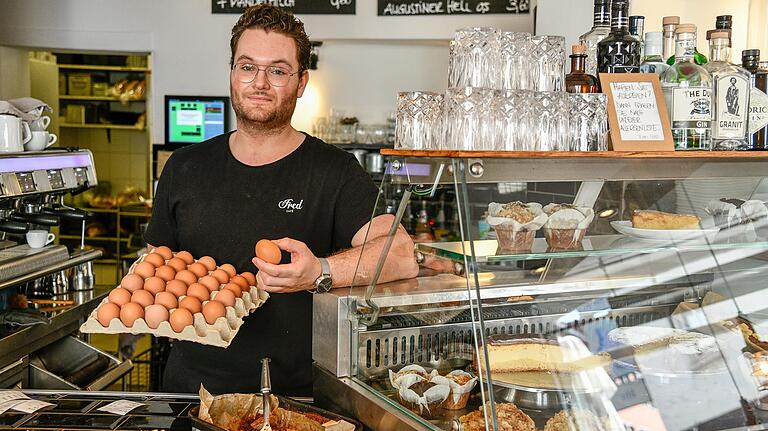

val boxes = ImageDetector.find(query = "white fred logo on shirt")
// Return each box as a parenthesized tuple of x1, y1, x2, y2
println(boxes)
(278, 198, 304, 213)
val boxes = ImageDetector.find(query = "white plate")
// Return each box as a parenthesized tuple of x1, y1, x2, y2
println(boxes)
(610, 221, 720, 242)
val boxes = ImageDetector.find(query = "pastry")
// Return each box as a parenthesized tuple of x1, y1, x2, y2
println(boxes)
(706, 198, 768, 227)
(396, 379, 449, 418)
(498, 202, 536, 223)
(542, 203, 594, 249)
(458, 403, 536, 431)
(389, 364, 433, 390)
(631, 210, 700, 230)
(475, 337, 610, 374)
(431, 370, 477, 410)
(487, 202, 548, 252)
(543, 409, 602, 431)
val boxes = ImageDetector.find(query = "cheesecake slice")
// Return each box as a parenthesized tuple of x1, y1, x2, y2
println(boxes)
(631, 210, 701, 230)
(475, 337, 610, 374)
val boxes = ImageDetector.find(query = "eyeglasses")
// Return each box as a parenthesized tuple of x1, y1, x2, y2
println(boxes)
(231, 62, 301, 87)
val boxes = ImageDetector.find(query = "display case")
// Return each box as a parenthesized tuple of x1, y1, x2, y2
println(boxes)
(312, 151, 768, 431)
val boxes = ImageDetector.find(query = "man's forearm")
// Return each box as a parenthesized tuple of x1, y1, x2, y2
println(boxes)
(327, 229, 418, 288)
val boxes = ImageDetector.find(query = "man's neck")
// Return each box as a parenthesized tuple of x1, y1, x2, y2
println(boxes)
(229, 124, 305, 166)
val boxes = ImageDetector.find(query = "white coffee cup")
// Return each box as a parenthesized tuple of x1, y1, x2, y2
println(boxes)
(25, 131, 58, 151)
(0, 114, 32, 153)
(26, 230, 55, 248)
(28, 116, 51, 131)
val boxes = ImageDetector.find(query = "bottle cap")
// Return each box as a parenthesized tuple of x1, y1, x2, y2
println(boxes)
(571, 44, 586, 55)
(716, 15, 733, 29)
(663, 16, 680, 26)
(644, 32, 663, 55)
(743, 49, 761, 58)
(675, 24, 697, 34)
(710, 31, 729, 40)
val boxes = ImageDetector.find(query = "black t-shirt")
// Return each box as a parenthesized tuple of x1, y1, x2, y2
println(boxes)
(144, 131, 378, 396)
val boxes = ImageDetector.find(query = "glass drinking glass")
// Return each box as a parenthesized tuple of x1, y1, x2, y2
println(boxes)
(493, 90, 535, 151)
(444, 87, 496, 151)
(499, 32, 534, 90)
(591, 94, 609, 151)
(396, 91, 444, 150)
(531, 35, 566, 91)
(568, 94, 596, 151)
(449, 27, 501, 89)
(532, 91, 570, 151)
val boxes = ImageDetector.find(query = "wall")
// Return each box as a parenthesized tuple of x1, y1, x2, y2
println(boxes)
(0, 46, 31, 100)
(0, 0, 534, 142)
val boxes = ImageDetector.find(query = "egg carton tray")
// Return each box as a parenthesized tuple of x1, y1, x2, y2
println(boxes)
(80, 286, 270, 348)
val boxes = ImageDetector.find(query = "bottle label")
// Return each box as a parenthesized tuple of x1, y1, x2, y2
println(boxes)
(749, 87, 768, 134)
(714, 74, 749, 138)
(671, 87, 712, 129)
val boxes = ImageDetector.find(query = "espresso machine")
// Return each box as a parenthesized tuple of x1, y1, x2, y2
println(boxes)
(0, 149, 131, 390)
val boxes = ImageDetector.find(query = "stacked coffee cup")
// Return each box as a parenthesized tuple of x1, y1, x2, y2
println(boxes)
(25, 115, 58, 151)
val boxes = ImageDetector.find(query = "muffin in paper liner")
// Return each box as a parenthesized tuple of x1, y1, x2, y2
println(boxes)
(542, 203, 594, 249)
(487, 202, 548, 252)
(388, 364, 435, 390)
(431, 370, 477, 410)
(396, 377, 450, 418)
(705, 199, 768, 227)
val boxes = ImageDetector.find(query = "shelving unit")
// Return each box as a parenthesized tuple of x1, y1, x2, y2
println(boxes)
(60, 123, 145, 130)
(59, 95, 145, 102)
(58, 64, 151, 73)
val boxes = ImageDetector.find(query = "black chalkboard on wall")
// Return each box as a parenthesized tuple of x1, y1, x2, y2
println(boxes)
(212, 0, 355, 15)
(378, 0, 530, 16)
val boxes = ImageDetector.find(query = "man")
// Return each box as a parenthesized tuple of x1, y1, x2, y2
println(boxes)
(144, 5, 417, 396)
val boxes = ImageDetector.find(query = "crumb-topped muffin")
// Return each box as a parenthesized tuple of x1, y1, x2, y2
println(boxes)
(432, 370, 477, 410)
(458, 403, 536, 431)
(487, 202, 548, 252)
(543, 409, 602, 431)
(542, 203, 594, 249)
(498, 202, 536, 223)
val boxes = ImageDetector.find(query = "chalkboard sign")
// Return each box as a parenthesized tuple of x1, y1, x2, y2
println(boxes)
(378, 0, 530, 16)
(212, 0, 355, 15)
(599, 73, 674, 151)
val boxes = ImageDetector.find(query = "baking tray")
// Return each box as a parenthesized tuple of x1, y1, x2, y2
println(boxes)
(188, 396, 363, 431)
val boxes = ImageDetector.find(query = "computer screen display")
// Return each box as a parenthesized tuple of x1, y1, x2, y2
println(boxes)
(164, 95, 230, 145)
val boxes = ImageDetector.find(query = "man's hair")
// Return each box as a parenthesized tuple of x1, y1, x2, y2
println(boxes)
(230, 5, 311, 72)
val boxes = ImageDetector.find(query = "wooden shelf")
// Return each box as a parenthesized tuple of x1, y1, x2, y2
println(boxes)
(60, 123, 144, 130)
(59, 95, 145, 102)
(380, 150, 768, 159)
(58, 64, 150, 72)
(59, 235, 128, 242)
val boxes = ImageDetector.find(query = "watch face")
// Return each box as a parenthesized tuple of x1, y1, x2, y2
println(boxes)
(317, 276, 333, 293)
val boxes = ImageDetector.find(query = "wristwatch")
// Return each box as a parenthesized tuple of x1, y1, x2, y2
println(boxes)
(311, 258, 333, 294)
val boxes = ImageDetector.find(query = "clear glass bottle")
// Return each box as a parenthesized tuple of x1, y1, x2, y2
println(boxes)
(579, 0, 611, 77)
(662, 16, 679, 62)
(566, 44, 600, 93)
(661, 24, 713, 150)
(639, 32, 670, 75)
(597, 0, 641, 74)
(743, 50, 768, 150)
(704, 32, 751, 150)
(707, 15, 733, 47)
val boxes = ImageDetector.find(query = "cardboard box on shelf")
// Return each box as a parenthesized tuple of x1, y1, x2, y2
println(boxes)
(67, 73, 92, 96)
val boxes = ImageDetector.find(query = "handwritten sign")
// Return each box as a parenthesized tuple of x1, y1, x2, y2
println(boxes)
(212, 0, 355, 15)
(599, 73, 674, 151)
(378, 0, 530, 16)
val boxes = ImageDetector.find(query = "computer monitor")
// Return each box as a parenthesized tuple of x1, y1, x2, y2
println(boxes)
(164, 95, 230, 146)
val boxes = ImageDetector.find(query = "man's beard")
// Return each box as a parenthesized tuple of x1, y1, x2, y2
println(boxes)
(231, 85, 298, 134)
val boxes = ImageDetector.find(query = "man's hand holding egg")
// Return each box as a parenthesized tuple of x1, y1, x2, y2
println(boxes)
(253, 238, 322, 293)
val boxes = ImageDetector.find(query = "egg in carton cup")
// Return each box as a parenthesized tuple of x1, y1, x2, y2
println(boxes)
(487, 202, 548, 252)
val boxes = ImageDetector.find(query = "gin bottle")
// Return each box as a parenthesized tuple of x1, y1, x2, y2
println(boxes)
(639, 32, 670, 75)
(596, 0, 641, 74)
(704, 32, 750, 150)
(743, 50, 768, 150)
(578, 0, 611, 77)
(661, 24, 713, 150)
(629, 15, 645, 57)
(662, 16, 679, 62)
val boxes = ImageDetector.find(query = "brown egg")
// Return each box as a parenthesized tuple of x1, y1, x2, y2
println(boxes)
(134, 261, 156, 279)
(223, 282, 243, 298)
(143, 276, 166, 295)
(155, 291, 178, 309)
(240, 272, 256, 286)
(213, 288, 236, 307)
(202, 300, 226, 324)
(155, 265, 177, 282)
(108, 287, 132, 306)
(229, 275, 249, 290)
(255, 239, 281, 265)
(144, 304, 169, 329)
(169, 308, 194, 333)
(186, 283, 210, 302)
(176, 250, 194, 265)
(166, 279, 188, 297)
(199, 275, 220, 292)
(167, 257, 187, 272)
(143, 252, 166, 268)
(154, 246, 174, 260)
(120, 273, 144, 292)
(175, 270, 198, 286)
(219, 263, 237, 277)
(179, 296, 203, 314)
(211, 269, 230, 284)
(131, 289, 154, 308)
(97, 302, 121, 326)
(188, 262, 209, 278)
(198, 256, 217, 271)
(119, 302, 144, 327)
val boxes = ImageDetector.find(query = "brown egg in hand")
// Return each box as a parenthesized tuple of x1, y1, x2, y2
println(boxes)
(165, 279, 188, 297)
(169, 308, 194, 333)
(144, 304, 169, 329)
(255, 239, 281, 265)
(202, 300, 226, 324)
(176, 250, 194, 265)
(97, 303, 121, 327)
(131, 289, 154, 308)
(120, 274, 144, 292)
(154, 246, 174, 260)
(119, 302, 144, 327)
(143, 276, 166, 295)
(108, 287, 131, 306)
(143, 252, 166, 268)
(179, 296, 202, 314)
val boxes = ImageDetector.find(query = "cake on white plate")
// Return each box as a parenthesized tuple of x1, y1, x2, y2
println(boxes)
(475, 336, 610, 374)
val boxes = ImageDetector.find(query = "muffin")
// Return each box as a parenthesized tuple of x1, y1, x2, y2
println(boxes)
(457, 403, 536, 431)
(431, 370, 477, 410)
(542, 204, 594, 249)
(705, 198, 767, 227)
(544, 409, 602, 431)
(397, 379, 450, 418)
(389, 364, 433, 391)
(487, 202, 548, 252)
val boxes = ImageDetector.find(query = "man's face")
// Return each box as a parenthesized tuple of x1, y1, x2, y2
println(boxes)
(230, 28, 308, 130)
